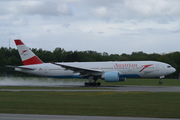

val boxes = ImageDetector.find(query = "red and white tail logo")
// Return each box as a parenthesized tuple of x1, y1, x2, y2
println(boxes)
(15, 39, 43, 65)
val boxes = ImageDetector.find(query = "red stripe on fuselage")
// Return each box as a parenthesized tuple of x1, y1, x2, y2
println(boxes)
(15, 39, 24, 45)
(22, 56, 43, 65)
(139, 64, 153, 72)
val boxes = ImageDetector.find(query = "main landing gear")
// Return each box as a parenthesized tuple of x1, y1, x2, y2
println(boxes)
(158, 76, 165, 85)
(84, 82, 101, 86)
(84, 75, 101, 86)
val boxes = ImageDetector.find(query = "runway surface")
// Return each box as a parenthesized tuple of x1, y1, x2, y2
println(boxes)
(1, 85, 180, 92)
(0, 114, 179, 120)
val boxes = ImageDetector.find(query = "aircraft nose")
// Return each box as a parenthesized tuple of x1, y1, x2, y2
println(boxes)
(171, 67, 176, 73)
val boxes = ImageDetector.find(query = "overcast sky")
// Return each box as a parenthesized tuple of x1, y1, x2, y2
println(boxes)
(1, 0, 180, 55)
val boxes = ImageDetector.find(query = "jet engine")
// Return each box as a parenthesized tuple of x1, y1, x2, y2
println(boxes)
(102, 71, 126, 82)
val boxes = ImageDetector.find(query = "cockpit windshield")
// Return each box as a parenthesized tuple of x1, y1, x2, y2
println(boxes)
(167, 66, 171, 68)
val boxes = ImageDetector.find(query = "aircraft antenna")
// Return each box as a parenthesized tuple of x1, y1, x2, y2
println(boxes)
(9, 38, 12, 51)
(9, 38, 10, 49)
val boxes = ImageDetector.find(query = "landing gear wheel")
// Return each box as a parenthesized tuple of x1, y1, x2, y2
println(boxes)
(97, 82, 101, 86)
(84, 82, 101, 86)
(89, 82, 92, 86)
(158, 76, 164, 85)
(84, 82, 88, 86)
(93, 82, 96, 86)
(159, 81, 162, 85)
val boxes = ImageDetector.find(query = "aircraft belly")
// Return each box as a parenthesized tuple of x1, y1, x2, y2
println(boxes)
(119, 74, 140, 78)
(117, 69, 140, 78)
(43, 69, 80, 78)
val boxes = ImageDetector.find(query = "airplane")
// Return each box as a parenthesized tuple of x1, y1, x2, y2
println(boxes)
(7, 39, 176, 86)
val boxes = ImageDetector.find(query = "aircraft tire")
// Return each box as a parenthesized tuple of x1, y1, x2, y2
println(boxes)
(92, 82, 97, 86)
(89, 82, 93, 86)
(97, 82, 101, 86)
(84, 82, 101, 86)
(159, 81, 162, 85)
(84, 82, 88, 86)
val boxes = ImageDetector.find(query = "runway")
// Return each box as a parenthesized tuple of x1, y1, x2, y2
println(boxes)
(1, 85, 180, 92)
(0, 114, 179, 120)
(102, 85, 180, 92)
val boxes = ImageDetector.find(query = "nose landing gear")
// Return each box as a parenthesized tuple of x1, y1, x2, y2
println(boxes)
(158, 80, 162, 85)
(158, 76, 164, 85)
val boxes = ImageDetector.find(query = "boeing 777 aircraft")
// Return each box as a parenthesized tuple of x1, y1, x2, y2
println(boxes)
(8, 39, 176, 86)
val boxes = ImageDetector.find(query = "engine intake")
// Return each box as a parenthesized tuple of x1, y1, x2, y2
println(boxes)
(102, 71, 126, 82)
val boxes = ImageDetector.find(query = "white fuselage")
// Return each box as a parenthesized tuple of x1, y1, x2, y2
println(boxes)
(15, 61, 176, 79)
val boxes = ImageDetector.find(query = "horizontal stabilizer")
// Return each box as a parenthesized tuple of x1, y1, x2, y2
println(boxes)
(6, 65, 35, 70)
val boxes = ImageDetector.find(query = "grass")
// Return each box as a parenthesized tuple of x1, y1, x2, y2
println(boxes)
(0, 91, 180, 118)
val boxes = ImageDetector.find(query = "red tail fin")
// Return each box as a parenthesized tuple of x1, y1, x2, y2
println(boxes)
(15, 39, 43, 65)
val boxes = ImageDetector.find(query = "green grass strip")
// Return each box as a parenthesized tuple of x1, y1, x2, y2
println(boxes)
(0, 91, 180, 118)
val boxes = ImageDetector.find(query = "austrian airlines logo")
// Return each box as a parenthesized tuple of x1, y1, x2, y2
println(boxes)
(21, 50, 28, 55)
(139, 64, 153, 72)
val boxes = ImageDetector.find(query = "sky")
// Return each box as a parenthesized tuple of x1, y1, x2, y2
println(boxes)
(1, 0, 180, 55)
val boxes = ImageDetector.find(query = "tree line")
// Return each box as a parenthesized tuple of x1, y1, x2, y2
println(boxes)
(0, 47, 179, 78)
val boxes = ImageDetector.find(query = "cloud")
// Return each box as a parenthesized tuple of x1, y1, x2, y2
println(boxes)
(118, 0, 180, 21)
(92, 6, 114, 18)
(62, 23, 71, 28)
(98, 32, 104, 34)
(1, 0, 180, 55)
(86, 0, 180, 23)
(172, 29, 180, 33)
(0, 0, 73, 16)
(0, 15, 28, 26)
(11, 17, 28, 26)
(85, 0, 120, 7)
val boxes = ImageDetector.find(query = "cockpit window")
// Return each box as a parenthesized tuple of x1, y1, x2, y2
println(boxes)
(167, 66, 171, 68)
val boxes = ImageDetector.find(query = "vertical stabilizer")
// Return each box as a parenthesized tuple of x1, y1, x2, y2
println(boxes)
(14, 39, 43, 65)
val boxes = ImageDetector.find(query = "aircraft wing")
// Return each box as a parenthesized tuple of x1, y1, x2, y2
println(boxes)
(53, 63, 104, 77)
(6, 65, 35, 70)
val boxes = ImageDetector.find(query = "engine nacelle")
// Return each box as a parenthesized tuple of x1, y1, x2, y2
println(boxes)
(102, 71, 126, 82)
